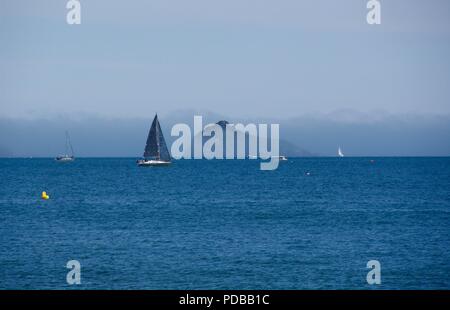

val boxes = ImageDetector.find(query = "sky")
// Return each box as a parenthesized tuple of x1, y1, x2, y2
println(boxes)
(1, 0, 450, 119)
(1, 1, 450, 156)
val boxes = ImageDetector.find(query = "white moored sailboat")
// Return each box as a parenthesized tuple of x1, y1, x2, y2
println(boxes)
(338, 147, 344, 157)
(137, 114, 171, 167)
(55, 131, 75, 162)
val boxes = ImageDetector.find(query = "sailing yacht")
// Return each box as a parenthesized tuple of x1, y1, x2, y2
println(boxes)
(338, 147, 344, 157)
(137, 114, 171, 167)
(55, 131, 75, 162)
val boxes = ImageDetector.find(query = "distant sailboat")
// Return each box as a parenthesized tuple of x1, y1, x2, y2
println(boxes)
(55, 131, 75, 162)
(249, 155, 287, 161)
(137, 114, 171, 167)
(338, 147, 344, 157)
(272, 155, 288, 161)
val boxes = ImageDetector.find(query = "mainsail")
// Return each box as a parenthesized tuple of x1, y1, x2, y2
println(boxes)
(143, 114, 171, 161)
(65, 131, 74, 157)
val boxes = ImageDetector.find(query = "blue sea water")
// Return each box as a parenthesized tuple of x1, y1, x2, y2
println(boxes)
(0, 157, 449, 290)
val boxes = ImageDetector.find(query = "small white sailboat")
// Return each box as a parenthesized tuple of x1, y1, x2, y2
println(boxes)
(338, 147, 344, 157)
(137, 114, 171, 167)
(55, 131, 75, 162)
(276, 155, 288, 161)
(251, 155, 287, 161)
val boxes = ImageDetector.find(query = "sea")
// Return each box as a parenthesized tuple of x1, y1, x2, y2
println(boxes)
(0, 157, 449, 289)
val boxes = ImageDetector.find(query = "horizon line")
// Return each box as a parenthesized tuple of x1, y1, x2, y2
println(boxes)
(2, 156, 450, 159)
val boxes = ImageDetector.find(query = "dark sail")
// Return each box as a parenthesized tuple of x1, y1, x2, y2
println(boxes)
(143, 114, 171, 161)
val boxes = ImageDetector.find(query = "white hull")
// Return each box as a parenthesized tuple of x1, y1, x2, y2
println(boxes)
(137, 159, 171, 167)
(55, 156, 74, 162)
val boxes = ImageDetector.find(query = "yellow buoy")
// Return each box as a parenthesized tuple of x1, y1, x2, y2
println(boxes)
(41, 191, 49, 200)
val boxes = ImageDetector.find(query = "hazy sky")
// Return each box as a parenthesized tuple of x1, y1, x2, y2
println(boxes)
(1, 0, 450, 119)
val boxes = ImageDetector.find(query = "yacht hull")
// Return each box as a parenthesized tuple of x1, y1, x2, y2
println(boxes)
(55, 156, 75, 162)
(137, 159, 171, 167)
